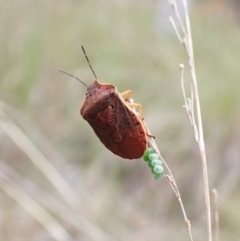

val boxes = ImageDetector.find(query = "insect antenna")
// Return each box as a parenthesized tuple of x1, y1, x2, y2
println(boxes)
(81, 45, 98, 79)
(59, 69, 87, 87)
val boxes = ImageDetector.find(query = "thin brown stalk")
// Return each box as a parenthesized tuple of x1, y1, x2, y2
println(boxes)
(145, 125, 194, 241)
(128, 100, 193, 239)
(168, 1, 212, 241)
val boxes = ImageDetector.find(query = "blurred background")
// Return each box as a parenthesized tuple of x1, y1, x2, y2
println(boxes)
(0, 0, 240, 240)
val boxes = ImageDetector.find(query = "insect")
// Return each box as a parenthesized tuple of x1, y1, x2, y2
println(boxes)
(60, 46, 148, 159)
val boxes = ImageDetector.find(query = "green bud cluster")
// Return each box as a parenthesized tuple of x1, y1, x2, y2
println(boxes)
(143, 147, 164, 180)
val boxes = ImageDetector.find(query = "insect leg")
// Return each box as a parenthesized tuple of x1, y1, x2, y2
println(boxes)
(120, 90, 132, 101)
(128, 103, 142, 116)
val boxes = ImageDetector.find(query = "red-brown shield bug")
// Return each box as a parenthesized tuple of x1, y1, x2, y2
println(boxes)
(60, 46, 148, 159)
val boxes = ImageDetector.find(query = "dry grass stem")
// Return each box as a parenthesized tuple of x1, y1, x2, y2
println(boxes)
(129, 98, 192, 238)
(170, 1, 188, 38)
(169, 0, 212, 241)
(212, 189, 219, 241)
(169, 16, 183, 43)
(143, 123, 194, 241)
(180, 65, 198, 140)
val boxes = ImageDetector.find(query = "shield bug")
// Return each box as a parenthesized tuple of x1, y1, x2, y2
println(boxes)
(60, 46, 148, 159)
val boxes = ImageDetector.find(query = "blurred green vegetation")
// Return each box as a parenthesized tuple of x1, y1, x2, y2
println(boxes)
(0, 0, 240, 241)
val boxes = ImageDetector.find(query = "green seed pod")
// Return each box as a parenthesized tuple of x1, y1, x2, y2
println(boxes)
(151, 167, 156, 174)
(147, 161, 153, 168)
(154, 173, 164, 180)
(149, 153, 159, 161)
(151, 159, 163, 166)
(143, 147, 154, 162)
(153, 165, 164, 174)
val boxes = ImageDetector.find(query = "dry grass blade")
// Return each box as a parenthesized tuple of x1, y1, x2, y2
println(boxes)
(0, 153, 118, 241)
(0, 107, 119, 241)
(0, 168, 74, 241)
(0, 110, 79, 210)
